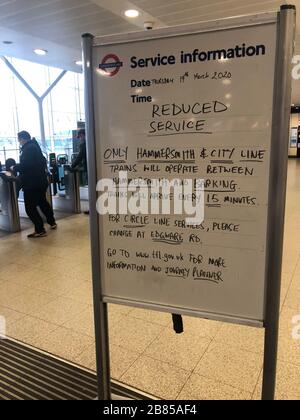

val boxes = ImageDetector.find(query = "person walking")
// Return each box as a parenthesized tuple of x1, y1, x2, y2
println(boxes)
(71, 129, 87, 173)
(13, 131, 57, 238)
(71, 128, 89, 215)
(5, 158, 22, 197)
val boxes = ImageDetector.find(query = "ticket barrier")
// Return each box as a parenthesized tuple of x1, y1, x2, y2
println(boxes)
(49, 154, 81, 214)
(0, 172, 21, 233)
(71, 153, 88, 188)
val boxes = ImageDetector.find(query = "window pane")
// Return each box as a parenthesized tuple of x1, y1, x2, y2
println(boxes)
(0, 56, 85, 159)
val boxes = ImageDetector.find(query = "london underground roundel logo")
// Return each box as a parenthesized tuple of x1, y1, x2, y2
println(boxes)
(99, 54, 123, 77)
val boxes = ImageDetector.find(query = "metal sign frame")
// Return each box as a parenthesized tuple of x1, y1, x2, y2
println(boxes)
(82, 4, 296, 401)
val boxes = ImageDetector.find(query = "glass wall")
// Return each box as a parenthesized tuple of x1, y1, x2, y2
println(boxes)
(0, 57, 84, 166)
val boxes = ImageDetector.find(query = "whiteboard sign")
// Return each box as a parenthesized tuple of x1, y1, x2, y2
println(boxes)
(92, 20, 278, 325)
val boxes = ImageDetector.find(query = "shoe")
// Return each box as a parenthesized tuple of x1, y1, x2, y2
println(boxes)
(50, 223, 57, 230)
(27, 231, 47, 238)
(84, 211, 90, 215)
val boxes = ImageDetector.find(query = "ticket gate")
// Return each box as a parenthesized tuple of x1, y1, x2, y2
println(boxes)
(0, 173, 21, 233)
(71, 153, 88, 188)
(49, 154, 81, 214)
(61, 164, 81, 214)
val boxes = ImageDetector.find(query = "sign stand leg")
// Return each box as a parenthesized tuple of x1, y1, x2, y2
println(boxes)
(262, 4, 296, 401)
(82, 33, 112, 400)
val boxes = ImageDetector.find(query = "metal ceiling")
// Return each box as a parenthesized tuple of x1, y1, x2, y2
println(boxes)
(0, 0, 299, 101)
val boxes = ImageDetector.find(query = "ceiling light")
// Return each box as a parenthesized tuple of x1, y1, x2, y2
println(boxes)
(76, 60, 83, 66)
(34, 48, 48, 56)
(125, 9, 139, 18)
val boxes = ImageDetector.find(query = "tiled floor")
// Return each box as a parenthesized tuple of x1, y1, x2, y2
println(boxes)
(0, 160, 300, 400)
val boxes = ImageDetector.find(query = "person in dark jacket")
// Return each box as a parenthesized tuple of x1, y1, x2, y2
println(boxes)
(72, 128, 89, 215)
(5, 158, 17, 175)
(13, 131, 57, 238)
(5, 158, 22, 197)
(71, 129, 87, 172)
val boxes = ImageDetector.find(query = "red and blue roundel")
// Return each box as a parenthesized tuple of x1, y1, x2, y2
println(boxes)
(99, 54, 123, 77)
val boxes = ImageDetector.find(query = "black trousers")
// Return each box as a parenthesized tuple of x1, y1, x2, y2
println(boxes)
(24, 188, 55, 233)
